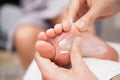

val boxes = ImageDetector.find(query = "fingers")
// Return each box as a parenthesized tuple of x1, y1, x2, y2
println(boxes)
(75, 5, 101, 31)
(70, 37, 85, 71)
(65, 0, 85, 21)
(35, 52, 59, 75)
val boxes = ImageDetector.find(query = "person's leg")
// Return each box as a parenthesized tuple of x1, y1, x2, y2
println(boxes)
(14, 25, 44, 70)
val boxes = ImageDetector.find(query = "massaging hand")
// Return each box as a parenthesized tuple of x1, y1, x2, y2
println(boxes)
(65, 0, 120, 30)
(35, 37, 98, 80)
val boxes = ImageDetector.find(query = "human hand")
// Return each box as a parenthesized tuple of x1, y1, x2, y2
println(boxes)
(65, 0, 120, 31)
(35, 37, 98, 80)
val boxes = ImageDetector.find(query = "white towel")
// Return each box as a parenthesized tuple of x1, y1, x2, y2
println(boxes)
(84, 58, 120, 80)
(23, 59, 120, 80)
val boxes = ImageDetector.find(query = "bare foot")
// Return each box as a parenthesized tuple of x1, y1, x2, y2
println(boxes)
(36, 22, 74, 65)
(36, 22, 118, 66)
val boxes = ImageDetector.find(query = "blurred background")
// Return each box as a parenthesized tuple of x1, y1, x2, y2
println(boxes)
(0, 0, 120, 80)
(0, 0, 24, 80)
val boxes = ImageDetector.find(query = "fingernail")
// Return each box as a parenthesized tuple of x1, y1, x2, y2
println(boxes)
(76, 20, 87, 31)
(36, 41, 42, 46)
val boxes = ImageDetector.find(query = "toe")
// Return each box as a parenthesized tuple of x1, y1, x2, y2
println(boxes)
(37, 31, 48, 40)
(54, 24, 63, 34)
(35, 41, 55, 59)
(62, 21, 71, 32)
(46, 28, 56, 38)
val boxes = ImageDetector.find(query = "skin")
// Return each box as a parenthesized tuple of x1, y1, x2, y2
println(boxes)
(34, 0, 120, 79)
(14, 3, 68, 70)
(15, 25, 45, 70)
(14, 7, 67, 70)
(36, 23, 118, 66)
(35, 37, 98, 80)
(17, 0, 120, 71)
(66, 0, 120, 30)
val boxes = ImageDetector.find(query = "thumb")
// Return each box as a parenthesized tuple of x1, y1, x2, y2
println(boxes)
(35, 52, 59, 76)
(75, 6, 101, 31)
(70, 37, 85, 71)
(64, 0, 85, 22)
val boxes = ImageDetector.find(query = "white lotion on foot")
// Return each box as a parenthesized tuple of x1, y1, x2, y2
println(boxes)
(98, 46, 107, 54)
(59, 39, 72, 54)
(60, 50, 69, 54)
(82, 41, 107, 54)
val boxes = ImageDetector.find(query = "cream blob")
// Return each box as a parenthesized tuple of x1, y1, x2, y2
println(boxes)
(97, 46, 107, 54)
(81, 41, 107, 54)
(60, 50, 69, 54)
(59, 39, 72, 54)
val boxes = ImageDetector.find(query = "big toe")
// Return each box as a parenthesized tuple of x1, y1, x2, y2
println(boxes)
(36, 41, 55, 59)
